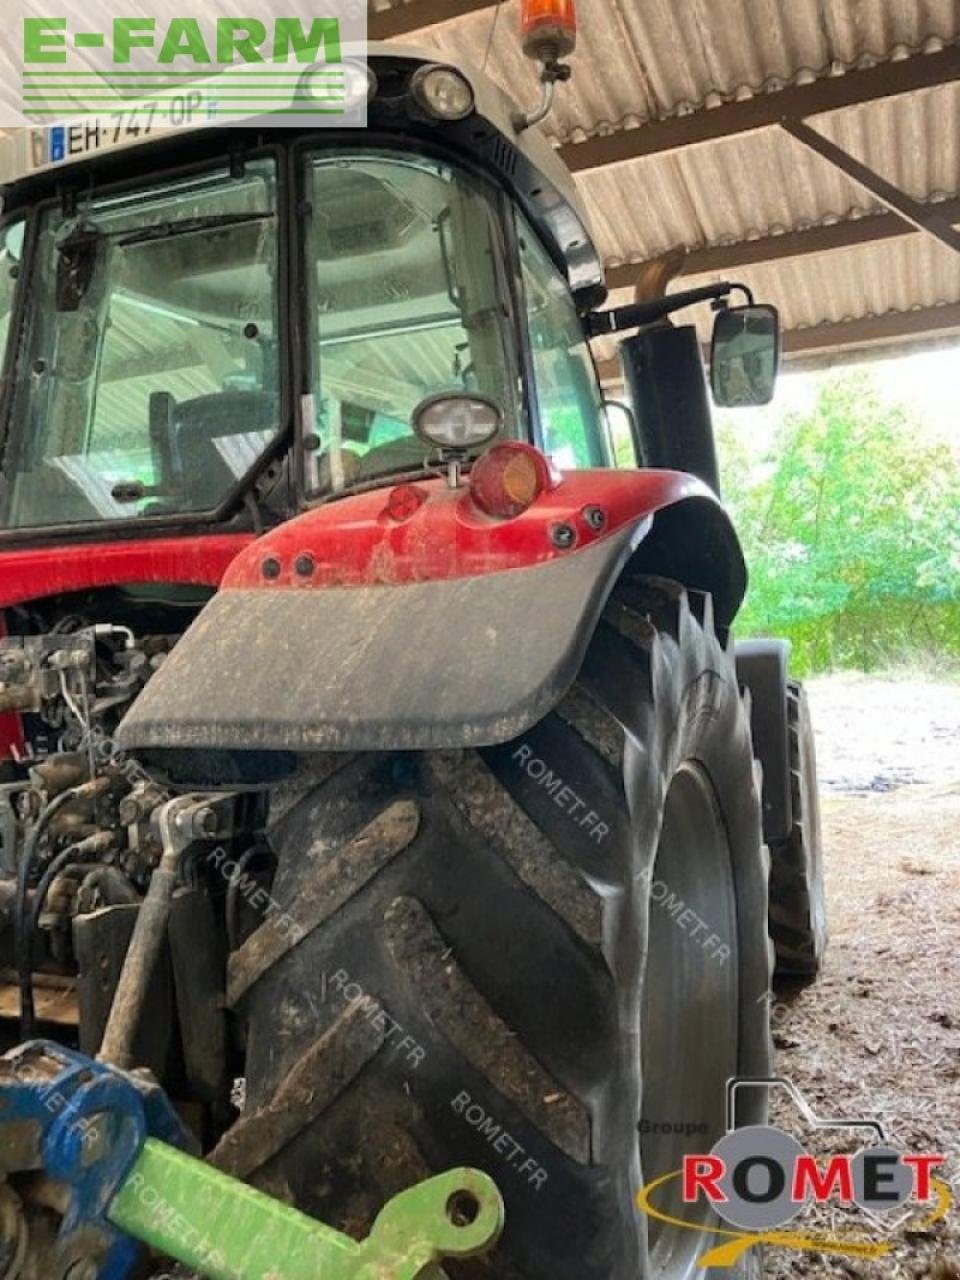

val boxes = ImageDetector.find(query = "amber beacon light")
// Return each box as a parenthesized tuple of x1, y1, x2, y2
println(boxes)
(520, 0, 578, 62)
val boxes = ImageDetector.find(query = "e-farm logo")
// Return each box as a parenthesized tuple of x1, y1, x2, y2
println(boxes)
(10, 0, 367, 134)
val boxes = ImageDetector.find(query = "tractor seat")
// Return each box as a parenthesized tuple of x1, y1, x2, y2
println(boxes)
(156, 390, 280, 509)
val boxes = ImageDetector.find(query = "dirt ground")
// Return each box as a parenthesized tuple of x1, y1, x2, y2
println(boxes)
(764, 675, 960, 1280)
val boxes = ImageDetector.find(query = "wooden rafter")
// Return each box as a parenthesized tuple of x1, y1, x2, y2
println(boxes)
(369, 0, 496, 41)
(602, 199, 960, 290)
(559, 47, 960, 172)
(781, 119, 960, 255)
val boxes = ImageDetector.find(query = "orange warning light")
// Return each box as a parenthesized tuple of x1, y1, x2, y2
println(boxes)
(520, 0, 577, 63)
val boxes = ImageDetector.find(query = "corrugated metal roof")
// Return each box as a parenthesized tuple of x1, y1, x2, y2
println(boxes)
(2, 0, 958, 360)
(580, 81, 960, 270)
(389, 0, 959, 145)
(391, 0, 960, 357)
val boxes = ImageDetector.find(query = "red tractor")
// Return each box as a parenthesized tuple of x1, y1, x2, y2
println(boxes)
(0, 22, 825, 1280)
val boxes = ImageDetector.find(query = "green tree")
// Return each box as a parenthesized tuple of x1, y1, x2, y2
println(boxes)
(718, 372, 960, 673)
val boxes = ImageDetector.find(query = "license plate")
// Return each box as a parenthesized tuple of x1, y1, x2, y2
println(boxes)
(33, 97, 206, 170)
(41, 117, 155, 166)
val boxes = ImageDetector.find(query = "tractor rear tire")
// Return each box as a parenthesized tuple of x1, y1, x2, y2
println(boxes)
(229, 579, 773, 1280)
(768, 680, 828, 979)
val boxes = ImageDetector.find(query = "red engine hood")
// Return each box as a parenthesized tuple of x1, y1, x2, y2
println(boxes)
(0, 534, 254, 610)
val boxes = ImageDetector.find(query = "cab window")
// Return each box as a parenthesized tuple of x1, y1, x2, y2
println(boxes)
(2, 159, 280, 529)
(303, 150, 521, 496)
(517, 217, 609, 469)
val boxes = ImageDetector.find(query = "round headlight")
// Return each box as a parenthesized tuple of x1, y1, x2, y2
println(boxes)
(412, 393, 502, 451)
(410, 65, 475, 121)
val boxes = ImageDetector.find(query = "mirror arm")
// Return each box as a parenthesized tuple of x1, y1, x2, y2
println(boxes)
(587, 281, 754, 337)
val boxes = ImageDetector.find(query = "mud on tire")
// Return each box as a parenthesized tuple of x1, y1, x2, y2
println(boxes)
(223, 579, 773, 1280)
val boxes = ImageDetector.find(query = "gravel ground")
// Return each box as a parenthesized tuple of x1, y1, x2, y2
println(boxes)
(808, 675, 960, 795)
(762, 675, 960, 1280)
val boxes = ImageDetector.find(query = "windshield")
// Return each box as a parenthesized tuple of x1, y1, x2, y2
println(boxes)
(302, 150, 522, 496)
(1, 158, 280, 529)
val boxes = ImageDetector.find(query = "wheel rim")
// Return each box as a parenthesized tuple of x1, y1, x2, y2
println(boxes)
(640, 763, 740, 1278)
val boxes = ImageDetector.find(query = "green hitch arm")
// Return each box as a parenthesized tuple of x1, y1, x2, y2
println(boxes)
(108, 1138, 504, 1280)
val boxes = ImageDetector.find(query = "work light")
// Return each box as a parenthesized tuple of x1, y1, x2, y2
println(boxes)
(410, 65, 475, 121)
(304, 60, 377, 108)
(412, 393, 502, 451)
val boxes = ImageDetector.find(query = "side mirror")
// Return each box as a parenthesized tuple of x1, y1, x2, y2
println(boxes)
(710, 304, 780, 407)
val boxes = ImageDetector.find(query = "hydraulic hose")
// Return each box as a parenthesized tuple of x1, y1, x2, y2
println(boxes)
(19, 830, 112, 1037)
(16, 788, 81, 1038)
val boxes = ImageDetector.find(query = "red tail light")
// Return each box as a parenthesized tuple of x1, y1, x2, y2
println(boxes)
(469, 442, 557, 519)
(384, 484, 428, 522)
(520, 0, 577, 61)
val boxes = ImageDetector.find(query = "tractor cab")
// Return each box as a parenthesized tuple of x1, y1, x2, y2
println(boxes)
(0, 44, 615, 543)
(0, 36, 779, 547)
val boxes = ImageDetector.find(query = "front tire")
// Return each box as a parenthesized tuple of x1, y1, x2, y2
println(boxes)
(226, 578, 773, 1279)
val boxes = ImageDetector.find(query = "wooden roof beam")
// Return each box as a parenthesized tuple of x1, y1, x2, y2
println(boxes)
(560, 46, 960, 173)
(369, 0, 496, 41)
(781, 118, 960, 255)
(602, 198, 960, 290)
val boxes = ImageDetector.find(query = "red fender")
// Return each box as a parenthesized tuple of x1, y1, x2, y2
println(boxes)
(117, 470, 747, 758)
(223, 469, 721, 589)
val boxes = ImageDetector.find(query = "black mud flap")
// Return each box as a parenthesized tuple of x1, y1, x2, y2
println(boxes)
(735, 638, 792, 842)
(118, 528, 638, 757)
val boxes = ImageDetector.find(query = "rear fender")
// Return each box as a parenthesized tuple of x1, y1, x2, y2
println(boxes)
(117, 472, 746, 759)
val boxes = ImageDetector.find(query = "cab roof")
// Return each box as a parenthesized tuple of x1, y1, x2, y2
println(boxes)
(0, 42, 604, 300)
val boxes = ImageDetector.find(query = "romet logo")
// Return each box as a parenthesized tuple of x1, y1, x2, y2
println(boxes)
(636, 1077, 951, 1268)
(9, 0, 367, 133)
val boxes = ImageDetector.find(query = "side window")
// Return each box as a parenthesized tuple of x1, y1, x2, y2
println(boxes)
(303, 151, 521, 496)
(5, 160, 280, 529)
(605, 399, 640, 469)
(517, 217, 609, 469)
